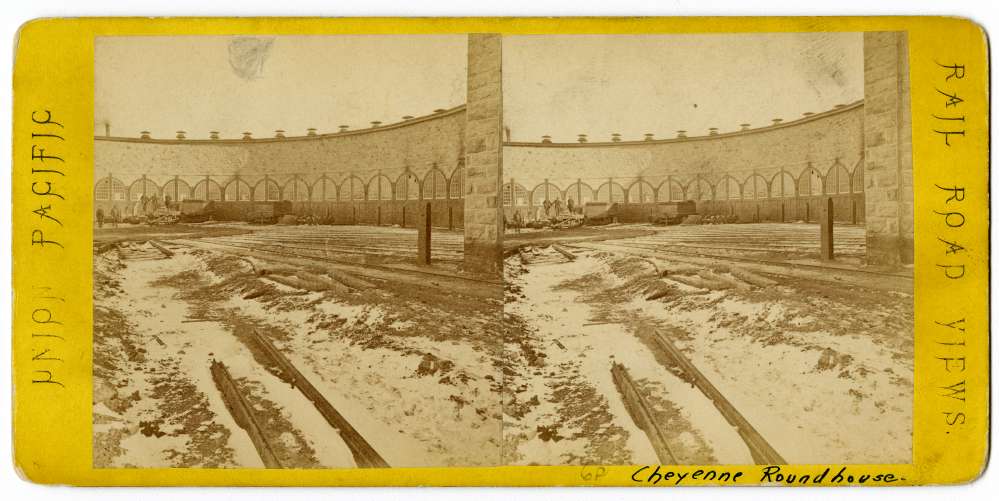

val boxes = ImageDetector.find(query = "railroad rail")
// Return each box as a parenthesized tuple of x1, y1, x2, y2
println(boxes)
(176, 237, 502, 288)
(210, 359, 284, 468)
(249, 329, 390, 468)
(572, 241, 911, 281)
(611, 362, 678, 464)
(650, 329, 786, 465)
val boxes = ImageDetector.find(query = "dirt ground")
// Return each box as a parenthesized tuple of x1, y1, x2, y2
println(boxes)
(502, 233, 913, 465)
(93, 222, 913, 468)
(93, 240, 503, 468)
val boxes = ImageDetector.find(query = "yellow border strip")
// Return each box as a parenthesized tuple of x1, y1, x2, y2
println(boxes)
(11, 16, 989, 486)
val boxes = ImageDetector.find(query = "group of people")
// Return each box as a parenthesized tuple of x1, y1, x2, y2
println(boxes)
(95, 206, 120, 228)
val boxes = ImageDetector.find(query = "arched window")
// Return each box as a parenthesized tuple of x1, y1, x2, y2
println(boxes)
(770, 171, 796, 198)
(797, 167, 824, 196)
(851, 165, 864, 194)
(95, 177, 127, 201)
(223, 179, 252, 201)
(252, 178, 281, 201)
(281, 178, 311, 201)
(396, 173, 421, 200)
(717, 176, 741, 200)
(368, 175, 394, 200)
(564, 181, 594, 208)
(596, 182, 626, 203)
(690, 178, 713, 201)
(502, 183, 528, 206)
(342, 176, 365, 200)
(128, 178, 159, 202)
(627, 180, 655, 203)
(449, 167, 464, 199)
(422, 170, 448, 199)
(656, 179, 685, 201)
(193, 179, 223, 201)
(312, 177, 339, 201)
(162, 179, 192, 202)
(531, 181, 563, 205)
(826, 162, 852, 194)
(742, 175, 768, 199)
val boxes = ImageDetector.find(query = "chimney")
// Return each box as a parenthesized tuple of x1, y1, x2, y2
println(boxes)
(402, 115, 414, 120)
(274, 129, 286, 138)
(611, 133, 621, 142)
(834, 104, 847, 109)
(338, 125, 350, 133)
(433, 108, 446, 114)
(505, 126, 512, 142)
(676, 130, 687, 139)
(140, 130, 151, 139)
(175, 130, 186, 140)
(306, 128, 317, 136)
(104, 123, 111, 137)
(739, 123, 751, 131)
(209, 131, 220, 140)
(645, 133, 656, 141)
(577, 134, 588, 143)
(370, 121, 382, 128)
(541, 135, 552, 144)
(771, 118, 783, 126)
(802, 112, 814, 117)
(242, 131, 253, 140)
(708, 127, 719, 136)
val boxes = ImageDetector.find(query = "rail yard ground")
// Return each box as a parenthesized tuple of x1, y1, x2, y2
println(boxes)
(503, 222, 913, 465)
(93, 221, 912, 468)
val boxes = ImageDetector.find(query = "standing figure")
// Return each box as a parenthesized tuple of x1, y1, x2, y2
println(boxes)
(96, 208, 105, 229)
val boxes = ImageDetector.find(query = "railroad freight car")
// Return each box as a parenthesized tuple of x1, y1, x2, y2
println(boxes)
(178, 200, 294, 223)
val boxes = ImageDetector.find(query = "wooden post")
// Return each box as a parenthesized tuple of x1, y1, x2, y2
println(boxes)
(851, 198, 858, 225)
(780, 202, 785, 223)
(417, 202, 431, 265)
(820, 197, 834, 261)
(448, 206, 453, 231)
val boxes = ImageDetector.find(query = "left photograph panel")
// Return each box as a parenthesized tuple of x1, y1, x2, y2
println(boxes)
(91, 35, 505, 469)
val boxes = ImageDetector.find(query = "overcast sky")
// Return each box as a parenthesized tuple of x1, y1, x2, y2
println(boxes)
(503, 33, 863, 142)
(96, 33, 862, 142)
(94, 35, 467, 139)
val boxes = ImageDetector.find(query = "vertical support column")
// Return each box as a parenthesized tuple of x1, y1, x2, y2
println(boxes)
(418, 202, 432, 265)
(820, 197, 834, 261)
(463, 33, 504, 274)
(863, 32, 913, 266)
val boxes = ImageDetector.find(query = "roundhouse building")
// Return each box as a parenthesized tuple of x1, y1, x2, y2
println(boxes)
(94, 106, 468, 229)
(502, 101, 865, 225)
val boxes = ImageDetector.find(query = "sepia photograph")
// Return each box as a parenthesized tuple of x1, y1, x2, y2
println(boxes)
(92, 32, 913, 469)
(500, 33, 914, 466)
(92, 34, 506, 468)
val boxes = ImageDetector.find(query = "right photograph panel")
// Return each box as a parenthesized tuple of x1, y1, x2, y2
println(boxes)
(501, 33, 913, 466)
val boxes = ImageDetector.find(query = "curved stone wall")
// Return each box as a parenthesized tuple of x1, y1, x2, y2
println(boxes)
(502, 101, 865, 223)
(93, 106, 467, 227)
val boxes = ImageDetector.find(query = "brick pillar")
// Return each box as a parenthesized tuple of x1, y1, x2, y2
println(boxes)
(863, 32, 913, 266)
(463, 34, 503, 274)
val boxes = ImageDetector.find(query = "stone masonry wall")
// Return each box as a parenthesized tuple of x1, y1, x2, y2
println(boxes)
(863, 32, 914, 266)
(463, 34, 504, 274)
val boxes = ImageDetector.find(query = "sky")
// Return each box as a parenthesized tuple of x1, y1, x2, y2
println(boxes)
(502, 33, 863, 142)
(95, 33, 863, 142)
(94, 35, 467, 139)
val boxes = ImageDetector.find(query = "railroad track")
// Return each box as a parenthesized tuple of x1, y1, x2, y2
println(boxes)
(209, 329, 390, 468)
(210, 235, 464, 262)
(609, 329, 786, 465)
(571, 240, 911, 282)
(174, 237, 502, 289)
